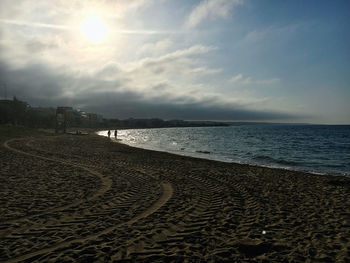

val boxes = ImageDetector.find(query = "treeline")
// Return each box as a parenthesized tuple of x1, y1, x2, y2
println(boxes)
(0, 97, 228, 129)
(0, 98, 98, 128)
(0, 97, 57, 128)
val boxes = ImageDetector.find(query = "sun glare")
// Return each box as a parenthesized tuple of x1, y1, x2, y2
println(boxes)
(81, 17, 108, 42)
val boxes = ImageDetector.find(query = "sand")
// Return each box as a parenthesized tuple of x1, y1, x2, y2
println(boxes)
(0, 132, 349, 262)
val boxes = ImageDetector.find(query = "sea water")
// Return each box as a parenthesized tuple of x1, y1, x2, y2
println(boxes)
(98, 125, 350, 176)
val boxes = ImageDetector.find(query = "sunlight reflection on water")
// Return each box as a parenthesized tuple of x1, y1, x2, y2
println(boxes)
(98, 125, 350, 176)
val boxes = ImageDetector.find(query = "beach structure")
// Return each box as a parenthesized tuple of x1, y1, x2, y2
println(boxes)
(55, 106, 72, 133)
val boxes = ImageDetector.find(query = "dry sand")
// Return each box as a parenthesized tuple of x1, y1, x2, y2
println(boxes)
(0, 132, 349, 262)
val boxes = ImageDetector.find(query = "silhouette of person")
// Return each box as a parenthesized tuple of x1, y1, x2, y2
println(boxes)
(108, 130, 111, 138)
(114, 130, 117, 139)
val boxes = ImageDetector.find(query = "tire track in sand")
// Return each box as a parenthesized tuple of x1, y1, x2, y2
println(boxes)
(3, 137, 173, 263)
(3, 138, 113, 224)
(6, 183, 172, 263)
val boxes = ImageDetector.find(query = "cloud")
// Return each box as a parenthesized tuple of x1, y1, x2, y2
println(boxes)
(137, 38, 173, 56)
(230, 74, 280, 85)
(0, 58, 296, 121)
(117, 45, 220, 89)
(113, 0, 156, 16)
(0, 19, 76, 31)
(129, 45, 217, 71)
(139, 44, 217, 63)
(0, 0, 300, 122)
(0, 0, 160, 36)
(189, 67, 222, 75)
(25, 39, 58, 53)
(86, 96, 297, 121)
(186, 0, 243, 28)
(239, 24, 301, 46)
(0, 0, 154, 20)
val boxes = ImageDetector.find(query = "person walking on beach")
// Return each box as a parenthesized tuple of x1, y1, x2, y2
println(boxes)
(108, 130, 111, 138)
(114, 129, 117, 139)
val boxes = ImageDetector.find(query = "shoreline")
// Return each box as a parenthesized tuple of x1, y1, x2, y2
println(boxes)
(97, 130, 350, 179)
(1, 131, 349, 262)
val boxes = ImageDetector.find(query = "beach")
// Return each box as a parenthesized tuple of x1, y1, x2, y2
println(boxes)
(1, 131, 349, 262)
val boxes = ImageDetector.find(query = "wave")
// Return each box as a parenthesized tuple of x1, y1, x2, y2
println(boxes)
(252, 155, 300, 166)
(98, 125, 350, 176)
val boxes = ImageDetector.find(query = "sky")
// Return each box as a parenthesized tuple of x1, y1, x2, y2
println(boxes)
(0, 0, 349, 124)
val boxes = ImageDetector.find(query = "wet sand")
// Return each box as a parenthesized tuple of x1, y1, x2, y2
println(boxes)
(0, 132, 349, 262)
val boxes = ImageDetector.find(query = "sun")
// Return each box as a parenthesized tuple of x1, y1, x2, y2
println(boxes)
(81, 16, 108, 42)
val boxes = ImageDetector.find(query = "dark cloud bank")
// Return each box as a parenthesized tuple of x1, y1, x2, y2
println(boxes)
(0, 61, 299, 121)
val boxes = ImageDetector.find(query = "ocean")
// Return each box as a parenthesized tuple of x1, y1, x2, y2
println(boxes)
(98, 124, 350, 176)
